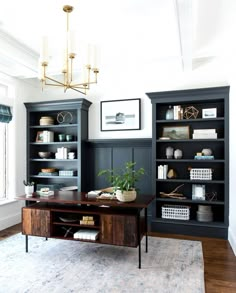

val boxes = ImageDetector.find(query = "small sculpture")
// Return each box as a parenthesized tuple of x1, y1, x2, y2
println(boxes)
(201, 148, 213, 156)
(167, 169, 177, 179)
(166, 146, 174, 159)
(184, 106, 199, 119)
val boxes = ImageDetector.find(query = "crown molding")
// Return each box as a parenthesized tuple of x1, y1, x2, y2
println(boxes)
(0, 28, 38, 78)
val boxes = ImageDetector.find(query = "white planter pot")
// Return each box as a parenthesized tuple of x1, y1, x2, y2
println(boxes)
(116, 189, 137, 202)
(25, 186, 34, 197)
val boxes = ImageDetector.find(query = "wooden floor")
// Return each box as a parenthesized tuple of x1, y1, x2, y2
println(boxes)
(1, 225, 236, 293)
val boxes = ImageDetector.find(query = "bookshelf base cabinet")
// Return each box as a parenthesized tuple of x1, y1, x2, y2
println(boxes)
(147, 86, 229, 239)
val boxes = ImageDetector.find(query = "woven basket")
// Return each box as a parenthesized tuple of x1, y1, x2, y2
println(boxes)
(115, 190, 137, 202)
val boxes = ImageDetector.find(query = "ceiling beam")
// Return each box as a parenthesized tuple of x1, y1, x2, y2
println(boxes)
(174, 0, 193, 71)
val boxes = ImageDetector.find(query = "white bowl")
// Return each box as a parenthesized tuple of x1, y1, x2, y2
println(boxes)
(38, 152, 51, 159)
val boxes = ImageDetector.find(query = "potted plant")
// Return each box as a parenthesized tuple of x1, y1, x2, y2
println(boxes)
(98, 161, 145, 202)
(23, 180, 35, 197)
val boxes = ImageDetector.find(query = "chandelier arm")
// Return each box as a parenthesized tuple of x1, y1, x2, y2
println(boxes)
(68, 86, 87, 95)
(44, 76, 67, 86)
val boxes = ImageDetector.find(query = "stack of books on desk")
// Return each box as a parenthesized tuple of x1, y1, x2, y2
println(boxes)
(80, 216, 95, 225)
(73, 229, 99, 240)
(192, 129, 217, 139)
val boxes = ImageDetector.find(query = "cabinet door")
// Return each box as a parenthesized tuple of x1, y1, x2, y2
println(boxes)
(22, 208, 50, 237)
(100, 214, 137, 247)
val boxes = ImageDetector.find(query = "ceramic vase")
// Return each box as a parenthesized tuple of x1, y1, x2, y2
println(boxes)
(174, 149, 183, 159)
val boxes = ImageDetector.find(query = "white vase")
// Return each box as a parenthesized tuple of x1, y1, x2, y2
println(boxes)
(116, 189, 137, 202)
(25, 186, 34, 197)
(174, 149, 183, 159)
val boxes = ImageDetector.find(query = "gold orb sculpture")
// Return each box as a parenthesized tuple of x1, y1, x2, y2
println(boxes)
(184, 106, 199, 119)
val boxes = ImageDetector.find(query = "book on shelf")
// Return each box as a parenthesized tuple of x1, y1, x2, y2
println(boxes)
(194, 155, 214, 160)
(192, 133, 217, 139)
(158, 164, 168, 179)
(192, 128, 217, 139)
(43, 131, 54, 142)
(73, 229, 99, 240)
(55, 147, 69, 159)
(174, 105, 181, 120)
(193, 129, 216, 133)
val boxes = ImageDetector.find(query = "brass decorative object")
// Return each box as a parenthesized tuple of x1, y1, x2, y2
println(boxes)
(184, 106, 199, 119)
(167, 169, 177, 179)
(39, 5, 99, 94)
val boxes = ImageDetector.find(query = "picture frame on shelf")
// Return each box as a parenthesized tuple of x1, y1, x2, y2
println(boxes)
(162, 125, 190, 140)
(192, 184, 206, 200)
(202, 108, 217, 119)
(36, 131, 44, 142)
(100, 99, 141, 131)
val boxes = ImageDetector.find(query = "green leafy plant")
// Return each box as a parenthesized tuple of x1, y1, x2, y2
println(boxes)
(23, 180, 34, 187)
(98, 161, 145, 192)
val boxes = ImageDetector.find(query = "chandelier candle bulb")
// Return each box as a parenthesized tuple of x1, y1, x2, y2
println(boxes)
(68, 31, 76, 55)
(87, 44, 93, 65)
(40, 36, 49, 63)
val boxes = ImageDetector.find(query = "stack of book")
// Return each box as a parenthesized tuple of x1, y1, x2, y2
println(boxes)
(173, 105, 183, 120)
(192, 129, 217, 139)
(42, 131, 54, 142)
(73, 229, 99, 240)
(194, 155, 214, 160)
(80, 216, 95, 225)
(158, 165, 168, 179)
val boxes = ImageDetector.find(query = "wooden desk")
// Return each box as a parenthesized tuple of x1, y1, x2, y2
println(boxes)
(16, 192, 155, 269)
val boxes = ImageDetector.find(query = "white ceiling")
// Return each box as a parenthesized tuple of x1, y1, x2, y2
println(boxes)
(0, 0, 235, 79)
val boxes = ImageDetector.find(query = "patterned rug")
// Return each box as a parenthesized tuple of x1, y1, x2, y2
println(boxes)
(0, 234, 205, 293)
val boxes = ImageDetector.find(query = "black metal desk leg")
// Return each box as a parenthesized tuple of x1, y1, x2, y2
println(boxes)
(137, 211, 141, 269)
(145, 207, 148, 253)
(25, 235, 28, 253)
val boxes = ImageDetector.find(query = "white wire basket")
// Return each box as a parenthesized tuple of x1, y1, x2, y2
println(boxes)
(161, 205, 190, 220)
(190, 168, 212, 180)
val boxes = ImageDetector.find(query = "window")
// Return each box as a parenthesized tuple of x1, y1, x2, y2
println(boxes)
(0, 123, 8, 199)
(0, 80, 14, 200)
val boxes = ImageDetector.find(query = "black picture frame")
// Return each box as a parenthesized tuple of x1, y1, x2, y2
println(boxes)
(100, 99, 141, 131)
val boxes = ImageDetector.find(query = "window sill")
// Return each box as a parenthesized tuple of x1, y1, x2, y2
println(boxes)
(0, 199, 17, 206)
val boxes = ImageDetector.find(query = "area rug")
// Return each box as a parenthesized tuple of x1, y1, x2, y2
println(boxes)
(0, 234, 205, 293)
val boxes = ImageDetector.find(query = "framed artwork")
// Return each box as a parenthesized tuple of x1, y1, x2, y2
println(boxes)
(192, 184, 206, 200)
(36, 131, 44, 142)
(202, 108, 217, 119)
(100, 99, 141, 131)
(162, 125, 190, 140)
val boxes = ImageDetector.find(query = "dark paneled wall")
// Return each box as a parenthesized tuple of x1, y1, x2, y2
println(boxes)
(86, 139, 152, 195)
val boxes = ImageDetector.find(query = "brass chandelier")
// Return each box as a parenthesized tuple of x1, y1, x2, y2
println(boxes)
(39, 5, 99, 94)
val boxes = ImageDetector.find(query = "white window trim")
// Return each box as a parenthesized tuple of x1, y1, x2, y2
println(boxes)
(0, 78, 16, 201)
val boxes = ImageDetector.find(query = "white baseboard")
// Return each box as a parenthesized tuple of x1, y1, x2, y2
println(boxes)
(228, 227, 236, 256)
(0, 201, 22, 231)
(0, 213, 21, 231)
